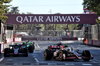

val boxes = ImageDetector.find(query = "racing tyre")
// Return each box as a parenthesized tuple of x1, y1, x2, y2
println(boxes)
(24, 52, 28, 57)
(58, 50, 63, 61)
(33, 45, 35, 50)
(23, 49, 28, 57)
(82, 50, 90, 61)
(28, 46, 33, 53)
(4, 48, 9, 57)
(29, 50, 33, 53)
(44, 49, 53, 60)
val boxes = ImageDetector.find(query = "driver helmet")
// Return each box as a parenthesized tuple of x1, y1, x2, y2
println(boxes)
(26, 40, 29, 43)
(30, 42, 33, 45)
(22, 42, 26, 45)
(64, 44, 68, 47)
(30, 42, 32, 44)
(14, 43, 17, 45)
(58, 42, 62, 46)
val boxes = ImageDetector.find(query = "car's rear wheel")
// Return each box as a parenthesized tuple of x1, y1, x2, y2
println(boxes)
(33, 45, 35, 50)
(23, 48, 28, 57)
(28, 46, 33, 53)
(44, 49, 53, 60)
(24, 52, 28, 57)
(82, 50, 90, 61)
(58, 50, 63, 61)
(4, 48, 9, 57)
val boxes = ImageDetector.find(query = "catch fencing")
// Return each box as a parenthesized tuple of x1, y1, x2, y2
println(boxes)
(5, 29, 83, 42)
(86, 24, 100, 40)
(13, 30, 83, 38)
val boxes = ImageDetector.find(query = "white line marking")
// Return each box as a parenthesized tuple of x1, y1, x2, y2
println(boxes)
(0, 57, 4, 62)
(34, 43, 40, 48)
(82, 64, 92, 66)
(65, 63, 74, 65)
(34, 58, 39, 63)
(48, 63, 56, 65)
(36, 44, 40, 48)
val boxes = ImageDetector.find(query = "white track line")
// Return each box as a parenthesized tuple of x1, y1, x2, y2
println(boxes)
(34, 58, 39, 63)
(35, 43, 40, 48)
(0, 57, 4, 62)
(37, 44, 40, 48)
(65, 63, 74, 65)
(82, 64, 92, 66)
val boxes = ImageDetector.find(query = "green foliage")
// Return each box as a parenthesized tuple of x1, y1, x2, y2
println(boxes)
(0, 0, 12, 22)
(9, 6, 19, 14)
(14, 24, 83, 31)
(83, 0, 100, 24)
(27, 12, 33, 14)
(96, 19, 100, 24)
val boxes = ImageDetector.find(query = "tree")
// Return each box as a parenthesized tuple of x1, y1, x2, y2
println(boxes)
(9, 6, 19, 14)
(83, 0, 100, 15)
(27, 12, 33, 14)
(0, 0, 12, 22)
(83, 0, 100, 23)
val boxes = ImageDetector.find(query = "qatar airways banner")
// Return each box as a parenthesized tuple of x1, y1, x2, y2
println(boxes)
(6, 14, 97, 24)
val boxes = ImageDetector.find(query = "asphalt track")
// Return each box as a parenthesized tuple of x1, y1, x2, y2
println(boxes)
(0, 41, 100, 66)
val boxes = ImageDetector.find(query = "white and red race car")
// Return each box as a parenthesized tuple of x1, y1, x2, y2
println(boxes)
(44, 43, 93, 61)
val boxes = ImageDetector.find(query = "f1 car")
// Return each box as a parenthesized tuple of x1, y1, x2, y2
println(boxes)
(22, 41, 35, 53)
(44, 43, 93, 61)
(4, 44, 28, 57)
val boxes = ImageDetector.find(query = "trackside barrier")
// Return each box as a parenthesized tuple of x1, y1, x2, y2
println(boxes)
(0, 42, 4, 53)
(93, 40, 100, 46)
(87, 39, 93, 45)
(13, 37, 22, 42)
(87, 39, 100, 46)
(6, 38, 13, 44)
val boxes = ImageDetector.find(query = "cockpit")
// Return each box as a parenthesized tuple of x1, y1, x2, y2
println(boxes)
(64, 47, 73, 51)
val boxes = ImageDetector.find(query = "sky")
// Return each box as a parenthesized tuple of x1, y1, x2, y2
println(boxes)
(9, 0, 84, 14)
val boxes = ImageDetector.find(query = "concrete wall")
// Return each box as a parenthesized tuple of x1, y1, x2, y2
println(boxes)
(0, 23, 3, 43)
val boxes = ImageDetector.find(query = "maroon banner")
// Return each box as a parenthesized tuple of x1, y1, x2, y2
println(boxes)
(6, 14, 97, 24)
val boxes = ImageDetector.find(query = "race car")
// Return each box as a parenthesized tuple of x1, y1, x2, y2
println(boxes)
(44, 43, 93, 61)
(47, 42, 67, 49)
(22, 41, 35, 53)
(4, 44, 28, 57)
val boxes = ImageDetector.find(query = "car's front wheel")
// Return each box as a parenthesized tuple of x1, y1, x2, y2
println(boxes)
(58, 50, 63, 61)
(44, 49, 53, 60)
(82, 50, 91, 61)
(4, 48, 9, 57)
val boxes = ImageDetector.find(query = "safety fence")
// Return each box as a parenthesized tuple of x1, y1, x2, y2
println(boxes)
(85, 24, 100, 46)
(13, 30, 83, 38)
(85, 24, 100, 40)
(5, 30, 83, 42)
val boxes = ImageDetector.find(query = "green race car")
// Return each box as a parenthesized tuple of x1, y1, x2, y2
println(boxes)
(22, 41, 35, 53)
